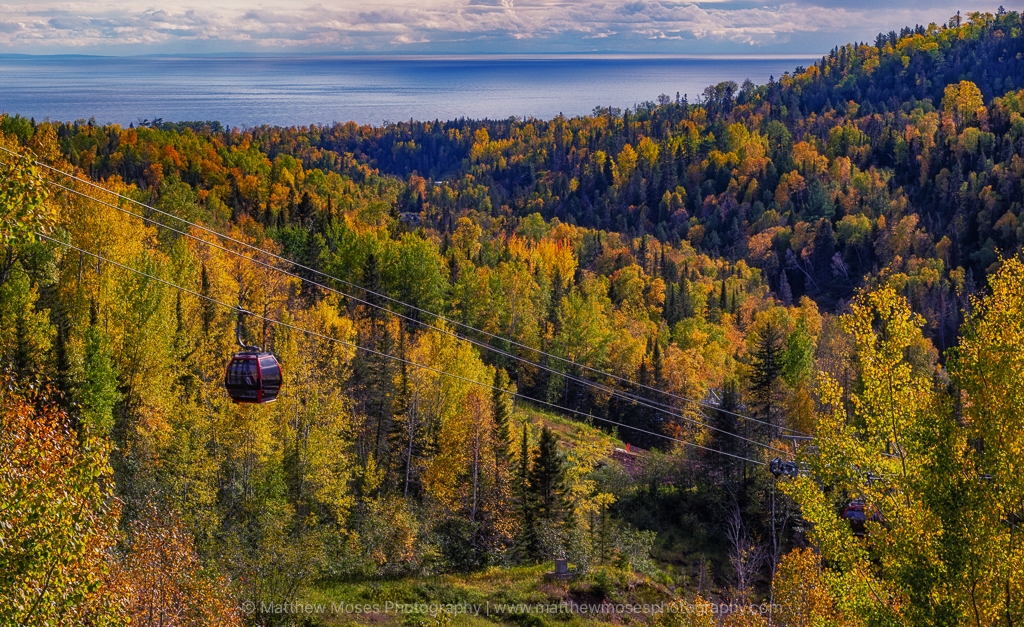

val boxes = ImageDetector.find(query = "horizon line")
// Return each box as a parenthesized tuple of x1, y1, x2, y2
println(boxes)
(0, 52, 826, 61)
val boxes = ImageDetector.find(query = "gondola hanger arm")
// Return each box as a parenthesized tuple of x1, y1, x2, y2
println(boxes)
(235, 308, 261, 352)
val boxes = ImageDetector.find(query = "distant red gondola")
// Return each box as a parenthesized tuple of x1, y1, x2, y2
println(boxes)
(843, 499, 883, 537)
(225, 310, 282, 404)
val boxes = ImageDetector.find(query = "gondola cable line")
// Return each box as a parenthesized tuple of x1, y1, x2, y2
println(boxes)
(46, 177, 785, 453)
(36, 231, 767, 467)
(28, 169, 802, 454)
(9, 148, 808, 437)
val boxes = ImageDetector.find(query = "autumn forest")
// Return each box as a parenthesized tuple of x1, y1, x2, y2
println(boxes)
(3, 9, 1024, 627)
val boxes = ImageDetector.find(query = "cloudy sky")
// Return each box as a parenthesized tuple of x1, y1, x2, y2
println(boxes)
(0, 0, 1003, 55)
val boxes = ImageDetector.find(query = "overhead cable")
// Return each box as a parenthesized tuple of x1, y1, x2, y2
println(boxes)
(42, 177, 791, 454)
(16, 149, 807, 436)
(37, 231, 768, 467)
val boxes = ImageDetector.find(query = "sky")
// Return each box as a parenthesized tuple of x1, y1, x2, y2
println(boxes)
(0, 0, 1007, 56)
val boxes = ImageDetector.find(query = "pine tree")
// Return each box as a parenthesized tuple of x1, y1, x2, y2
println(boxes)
(352, 253, 397, 470)
(362, 253, 386, 314)
(660, 247, 676, 282)
(517, 425, 530, 499)
(80, 317, 120, 436)
(678, 279, 693, 319)
(527, 427, 565, 522)
(750, 322, 784, 436)
(666, 283, 677, 324)
(710, 381, 742, 486)
(811, 218, 835, 292)
(52, 311, 73, 405)
(779, 270, 793, 306)
(652, 341, 665, 391)
(515, 425, 538, 561)
(390, 323, 414, 491)
(517, 426, 566, 562)
(492, 368, 512, 464)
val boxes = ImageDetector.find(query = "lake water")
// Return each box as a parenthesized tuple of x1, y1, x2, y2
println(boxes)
(0, 54, 819, 128)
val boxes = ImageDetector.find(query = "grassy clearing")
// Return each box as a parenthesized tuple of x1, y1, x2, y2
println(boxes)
(301, 564, 678, 627)
(513, 403, 623, 453)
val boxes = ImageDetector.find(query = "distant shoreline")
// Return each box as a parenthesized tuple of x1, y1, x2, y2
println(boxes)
(0, 52, 823, 61)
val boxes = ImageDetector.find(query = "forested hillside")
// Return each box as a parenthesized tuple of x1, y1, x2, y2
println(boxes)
(2, 9, 1024, 627)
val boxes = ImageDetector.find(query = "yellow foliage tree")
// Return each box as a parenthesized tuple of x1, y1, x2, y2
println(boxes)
(948, 257, 1024, 624)
(942, 80, 984, 129)
(770, 548, 843, 626)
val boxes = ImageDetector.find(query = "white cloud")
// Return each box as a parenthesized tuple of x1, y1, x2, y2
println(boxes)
(0, 0, 998, 54)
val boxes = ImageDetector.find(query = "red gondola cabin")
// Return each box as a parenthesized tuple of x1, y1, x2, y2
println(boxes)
(843, 500, 883, 537)
(225, 352, 282, 404)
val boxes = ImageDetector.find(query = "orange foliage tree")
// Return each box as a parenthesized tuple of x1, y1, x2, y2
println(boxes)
(107, 505, 242, 627)
(0, 373, 123, 626)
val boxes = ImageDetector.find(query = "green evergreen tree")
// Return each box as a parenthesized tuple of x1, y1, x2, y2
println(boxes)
(665, 283, 677, 324)
(678, 279, 693, 319)
(492, 368, 512, 463)
(79, 317, 120, 437)
(778, 270, 793, 306)
(518, 425, 531, 499)
(709, 380, 742, 486)
(652, 341, 665, 391)
(750, 322, 784, 436)
(527, 427, 565, 522)
(515, 425, 538, 561)
(389, 322, 413, 488)
(52, 311, 73, 404)
(352, 253, 397, 469)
